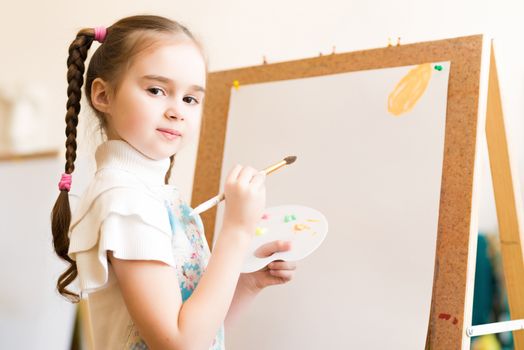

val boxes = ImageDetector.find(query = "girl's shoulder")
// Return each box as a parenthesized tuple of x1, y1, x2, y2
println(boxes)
(68, 168, 173, 253)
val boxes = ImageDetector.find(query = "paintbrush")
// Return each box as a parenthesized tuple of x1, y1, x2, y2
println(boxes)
(190, 156, 297, 216)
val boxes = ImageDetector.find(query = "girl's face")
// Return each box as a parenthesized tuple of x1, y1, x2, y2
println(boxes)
(105, 39, 207, 160)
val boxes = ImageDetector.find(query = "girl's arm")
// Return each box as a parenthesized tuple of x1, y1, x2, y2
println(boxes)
(110, 226, 250, 350)
(109, 165, 265, 350)
(224, 273, 261, 328)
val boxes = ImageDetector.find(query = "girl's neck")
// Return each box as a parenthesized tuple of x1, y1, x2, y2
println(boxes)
(94, 139, 170, 185)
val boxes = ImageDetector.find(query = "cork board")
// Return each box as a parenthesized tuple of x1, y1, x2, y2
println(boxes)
(192, 35, 486, 349)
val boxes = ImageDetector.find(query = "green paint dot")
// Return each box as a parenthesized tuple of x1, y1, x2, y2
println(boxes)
(434, 65, 443, 71)
(284, 214, 297, 223)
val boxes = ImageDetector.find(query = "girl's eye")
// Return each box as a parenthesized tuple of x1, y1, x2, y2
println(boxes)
(183, 96, 199, 105)
(147, 87, 166, 96)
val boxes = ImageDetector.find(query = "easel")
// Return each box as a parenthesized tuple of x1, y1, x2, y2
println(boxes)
(191, 35, 524, 349)
(464, 44, 524, 347)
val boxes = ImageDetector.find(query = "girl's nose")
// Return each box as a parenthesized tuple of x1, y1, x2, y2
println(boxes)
(164, 107, 184, 121)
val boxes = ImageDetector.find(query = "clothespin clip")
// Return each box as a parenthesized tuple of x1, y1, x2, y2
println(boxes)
(331, 45, 336, 55)
(263, 55, 268, 65)
(397, 37, 401, 47)
(387, 37, 393, 47)
(319, 52, 323, 57)
(232, 80, 240, 90)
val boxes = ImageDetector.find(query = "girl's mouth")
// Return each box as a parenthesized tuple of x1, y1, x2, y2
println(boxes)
(157, 128, 182, 140)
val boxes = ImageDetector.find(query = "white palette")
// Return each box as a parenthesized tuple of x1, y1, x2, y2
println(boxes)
(242, 205, 328, 273)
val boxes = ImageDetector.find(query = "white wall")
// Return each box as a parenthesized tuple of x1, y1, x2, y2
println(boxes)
(0, 158, 78, 349)
(1, 0, 523, 348)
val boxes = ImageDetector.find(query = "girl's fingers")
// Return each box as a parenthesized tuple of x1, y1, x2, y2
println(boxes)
(268, 269, 294, 281)
(254, 240, 292, 258)
(249, 171, 266, 188)
(227, 164, 243, 183)
(268, 260, 297, 271)
(237, 166, 258, 186)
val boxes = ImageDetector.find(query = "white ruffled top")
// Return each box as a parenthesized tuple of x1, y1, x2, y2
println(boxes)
(68, 140, 176, 292)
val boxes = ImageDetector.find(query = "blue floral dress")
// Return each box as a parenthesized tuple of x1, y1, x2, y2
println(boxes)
(125, 186, 225, 349)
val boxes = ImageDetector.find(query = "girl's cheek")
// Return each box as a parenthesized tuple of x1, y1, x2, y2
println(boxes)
(188, 120, 201, 138)
(126, 114, 147, 133)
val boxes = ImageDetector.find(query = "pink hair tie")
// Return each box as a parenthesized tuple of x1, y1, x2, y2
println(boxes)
(94, 26, 107, 43)
(58, 173, 72, 192)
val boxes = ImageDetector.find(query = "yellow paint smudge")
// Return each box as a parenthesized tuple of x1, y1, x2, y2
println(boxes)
(293, 224, 310, 232)
(388, 63, 432, 116)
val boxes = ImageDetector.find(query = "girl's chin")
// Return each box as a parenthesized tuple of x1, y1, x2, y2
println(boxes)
(139, 147, 178, 161)
(157, 146, 184, 159)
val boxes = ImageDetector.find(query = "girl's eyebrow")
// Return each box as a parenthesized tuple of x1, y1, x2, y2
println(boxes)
(141, 74, 206, 93)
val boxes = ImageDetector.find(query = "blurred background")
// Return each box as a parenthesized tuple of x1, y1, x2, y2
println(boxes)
(1, 0, 523, 349)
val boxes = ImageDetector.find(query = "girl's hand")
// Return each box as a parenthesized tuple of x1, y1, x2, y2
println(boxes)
(222, 165, 266, 235)
(239, 240, 297, 293)
(224, 240, 297, 327)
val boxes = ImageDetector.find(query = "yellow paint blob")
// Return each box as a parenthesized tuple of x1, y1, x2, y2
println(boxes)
(255, 227, 267, 236)
(387, 63, 432, 116)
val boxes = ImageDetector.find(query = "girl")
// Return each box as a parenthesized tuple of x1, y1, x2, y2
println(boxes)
(51, 15, 297, 350)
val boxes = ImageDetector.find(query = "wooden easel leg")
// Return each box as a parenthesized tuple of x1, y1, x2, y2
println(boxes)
(485, 41, 524, 349)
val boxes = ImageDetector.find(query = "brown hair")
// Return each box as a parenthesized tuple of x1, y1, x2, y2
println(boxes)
(51, 15, 207, 303)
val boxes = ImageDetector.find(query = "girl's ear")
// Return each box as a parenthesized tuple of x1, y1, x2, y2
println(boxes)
(91, 78, 111, 113)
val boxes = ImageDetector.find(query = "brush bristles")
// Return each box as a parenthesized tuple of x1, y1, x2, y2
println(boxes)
(284, 156, 297, 164)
